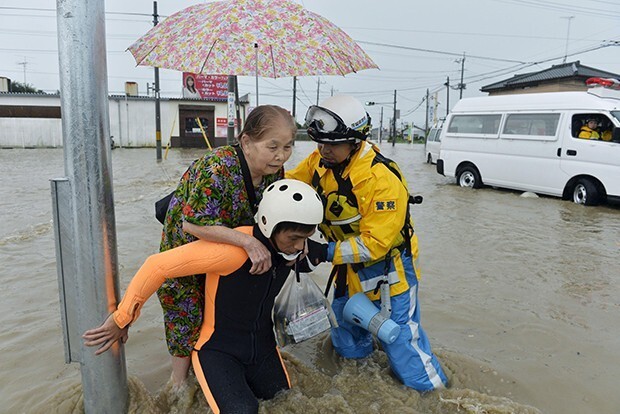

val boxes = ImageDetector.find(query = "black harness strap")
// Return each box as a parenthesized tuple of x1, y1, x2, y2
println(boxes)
(324, 264, 348, 299)
(234, 145, 259, 214)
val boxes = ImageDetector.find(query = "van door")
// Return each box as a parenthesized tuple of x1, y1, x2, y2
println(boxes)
(425, 128, 440, 164)
(495, 112, 563, 195)
(560, 112, 620, 198)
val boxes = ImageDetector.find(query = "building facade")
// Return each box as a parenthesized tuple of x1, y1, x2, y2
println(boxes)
(0, 92, 249, 148)
(480, 61, 620, 96)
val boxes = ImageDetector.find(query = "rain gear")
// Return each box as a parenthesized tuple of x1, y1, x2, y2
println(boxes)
(287, 141, 447, 391)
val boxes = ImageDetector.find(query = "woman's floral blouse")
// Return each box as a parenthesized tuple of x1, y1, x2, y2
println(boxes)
(157, 145, 283, 356)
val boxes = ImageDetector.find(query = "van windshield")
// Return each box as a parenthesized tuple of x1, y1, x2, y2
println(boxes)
(611, 111, 620, 124)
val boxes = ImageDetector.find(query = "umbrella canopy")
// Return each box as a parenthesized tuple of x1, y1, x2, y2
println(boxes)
(127, 0, 378, 78)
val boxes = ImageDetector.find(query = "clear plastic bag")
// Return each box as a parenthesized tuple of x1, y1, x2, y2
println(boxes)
(273, 263, 337, 347)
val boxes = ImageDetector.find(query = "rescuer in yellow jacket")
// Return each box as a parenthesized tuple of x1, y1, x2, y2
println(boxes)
(579, 118, 601, 139)
(287, 95, 447, 391)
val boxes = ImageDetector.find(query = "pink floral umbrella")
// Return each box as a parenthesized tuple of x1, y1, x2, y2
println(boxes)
(127, 0, 378, 78)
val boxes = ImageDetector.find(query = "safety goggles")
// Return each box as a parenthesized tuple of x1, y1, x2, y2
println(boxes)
(305, 105, 368, 143)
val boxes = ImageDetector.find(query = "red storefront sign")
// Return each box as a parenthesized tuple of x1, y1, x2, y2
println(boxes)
(216, 117, 239, 137)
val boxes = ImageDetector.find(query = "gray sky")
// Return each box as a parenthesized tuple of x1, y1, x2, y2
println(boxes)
(1, 0, 619, 127)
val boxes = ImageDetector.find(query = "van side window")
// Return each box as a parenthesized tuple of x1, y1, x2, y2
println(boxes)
(448, 114, 501, 135)
(502, 113, 560, 138)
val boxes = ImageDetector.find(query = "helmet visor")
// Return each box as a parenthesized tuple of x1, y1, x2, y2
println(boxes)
(305, 105, 367, 143)
(305, 106, 347, 134)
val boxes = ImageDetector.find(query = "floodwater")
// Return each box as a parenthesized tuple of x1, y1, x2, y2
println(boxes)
(1, 141, 619, 414)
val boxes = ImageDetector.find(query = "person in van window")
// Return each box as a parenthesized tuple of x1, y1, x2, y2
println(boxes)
(578, 118, 601, 140)
(601, 128, 613, 141)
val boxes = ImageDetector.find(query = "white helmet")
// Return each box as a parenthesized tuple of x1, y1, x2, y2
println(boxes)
(305, 95, 372, 144)
(256, 179, 324, 238)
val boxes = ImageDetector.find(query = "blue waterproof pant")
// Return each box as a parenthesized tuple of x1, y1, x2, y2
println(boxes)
(330, 258, 447, 391)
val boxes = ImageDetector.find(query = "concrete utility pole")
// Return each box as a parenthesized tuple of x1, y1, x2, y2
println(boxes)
(561, 16, 575, 64)
(292, 76, 297, 119)
(379, 106, 383, 144)
(458, 52, 466, 99)
(234, 76, 241, 135)
(227, 75, 236, 145)
(153, 1, 162, 161)
(425, 88, 429, 139)
(54, 0, 128, 412)
(392, 89, 397, 146)
(316, 78, 320, 104)
(17, 57, 28, 84)
(444, 76, 450, 117)
(254, 43, 259, 105)
(316, 78, 326, 105)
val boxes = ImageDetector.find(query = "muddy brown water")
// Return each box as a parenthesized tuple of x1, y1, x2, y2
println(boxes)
(1, 141, 618, 413)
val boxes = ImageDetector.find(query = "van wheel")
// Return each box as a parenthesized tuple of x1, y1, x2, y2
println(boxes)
(426, 154, 432, 164)
(572, 178, 600, 205)
(457, 166, 482, 189)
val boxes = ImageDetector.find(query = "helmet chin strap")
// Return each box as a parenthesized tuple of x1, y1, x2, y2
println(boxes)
(271, 237, 305, 261)
(277, 250, 303, 261)
(319, 142, 360, 170)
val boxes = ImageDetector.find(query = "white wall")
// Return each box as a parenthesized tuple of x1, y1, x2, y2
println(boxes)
(0, 118, 63, 147)
(0, 94, 62, 147)
(0, 94, 235, 148)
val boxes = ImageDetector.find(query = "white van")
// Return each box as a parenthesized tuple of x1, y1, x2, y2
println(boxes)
(436, 85, 620, 205)
(424, 125, 442, 164)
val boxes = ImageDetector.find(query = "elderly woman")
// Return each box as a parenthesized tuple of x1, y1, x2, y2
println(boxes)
(158, 105, 297, 386)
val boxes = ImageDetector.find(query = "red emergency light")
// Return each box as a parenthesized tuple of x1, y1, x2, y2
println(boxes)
(585, 77, 620, 90)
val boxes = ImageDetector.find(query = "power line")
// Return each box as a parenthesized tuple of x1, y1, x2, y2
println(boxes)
(0, 6, 155, 17)
(494, 0, 620, 18)
(356, 40, 530, 64)
(346, 26, 599, 42)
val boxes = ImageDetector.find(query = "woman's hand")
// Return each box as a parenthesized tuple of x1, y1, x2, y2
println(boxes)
(83, 314, 129, 355)
(243, 235, 272, 274)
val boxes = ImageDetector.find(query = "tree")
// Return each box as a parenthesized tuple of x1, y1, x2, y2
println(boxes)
(10, 81, 45, 93)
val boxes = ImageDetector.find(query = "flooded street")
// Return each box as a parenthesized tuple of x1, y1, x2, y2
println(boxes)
(1, 141, 618, 414)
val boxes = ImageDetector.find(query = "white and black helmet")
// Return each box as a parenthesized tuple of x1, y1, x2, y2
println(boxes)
(256, 179, 324, 238)
(305, 95, 372, 144)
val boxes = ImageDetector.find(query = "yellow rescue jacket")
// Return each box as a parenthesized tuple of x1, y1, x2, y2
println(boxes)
(579, 126, 600, 139)
(287, 141, 420, 300)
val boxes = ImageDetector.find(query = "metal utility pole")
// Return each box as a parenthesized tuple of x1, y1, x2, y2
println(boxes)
(561, 16, 574, 64)
(292, 76, 297, 119)
(392, 89, 397, 146)
(444, 76, 450, 117)
(54, 0, 128, 412)
(153, 1, 162, 161)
